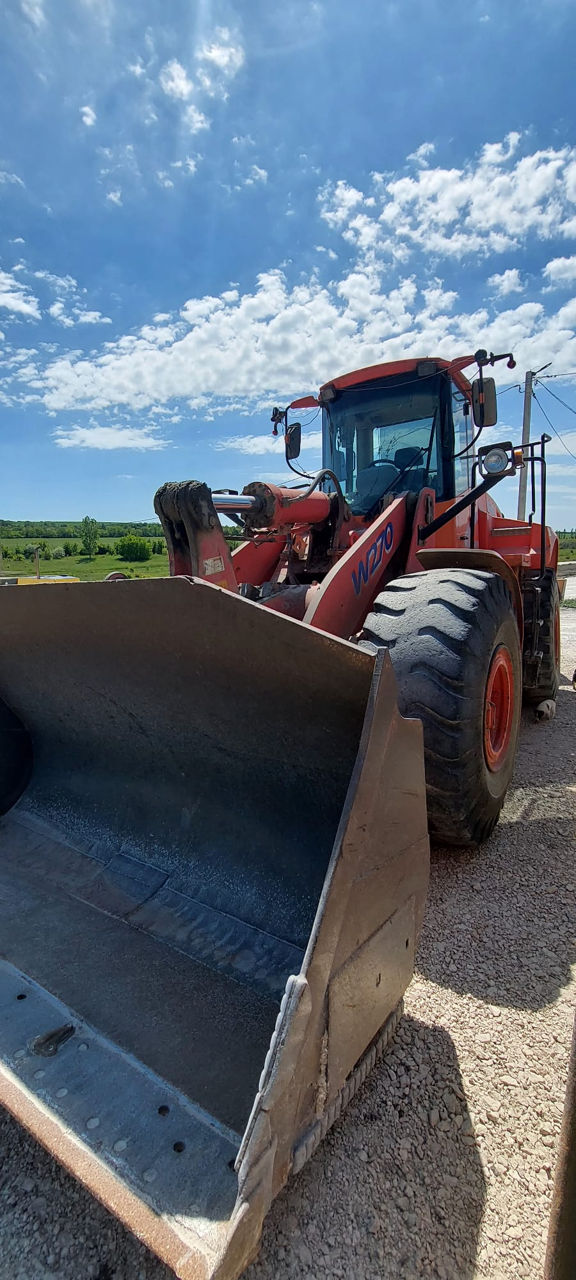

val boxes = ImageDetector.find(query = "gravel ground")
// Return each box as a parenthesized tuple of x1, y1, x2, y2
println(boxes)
(0, 615, 574, 1280)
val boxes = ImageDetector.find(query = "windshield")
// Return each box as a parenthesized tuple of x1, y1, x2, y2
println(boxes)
(323, 376, 442, 514)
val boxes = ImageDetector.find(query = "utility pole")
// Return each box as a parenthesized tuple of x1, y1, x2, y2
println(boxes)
(517, 370, 533, 521)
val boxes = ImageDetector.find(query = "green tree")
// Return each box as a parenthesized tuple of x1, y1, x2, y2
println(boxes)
(116, 535, 152, 562)
(63, 541, 78, 556)
(81, 516, 99, 559)
(52, 547, 66, 559)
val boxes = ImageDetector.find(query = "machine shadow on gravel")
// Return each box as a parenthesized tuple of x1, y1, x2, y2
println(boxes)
(416, 677, 576, 1011)
(247, 1016, 486, 1280)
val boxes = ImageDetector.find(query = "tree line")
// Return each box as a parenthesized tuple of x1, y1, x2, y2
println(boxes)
(0, 519, 162, 540)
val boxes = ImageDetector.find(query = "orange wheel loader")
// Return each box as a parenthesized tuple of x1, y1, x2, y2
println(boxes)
(0, 348, 559, 1279)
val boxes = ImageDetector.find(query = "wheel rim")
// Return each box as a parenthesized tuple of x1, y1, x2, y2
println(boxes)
(484, 645, 515, 772)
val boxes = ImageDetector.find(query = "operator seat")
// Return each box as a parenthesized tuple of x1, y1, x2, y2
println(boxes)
(353, 461, 399, 514)
(394, 446, 427, 493)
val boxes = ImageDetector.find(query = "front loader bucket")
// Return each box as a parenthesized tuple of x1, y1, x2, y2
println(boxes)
(0, 577, 428, 1280)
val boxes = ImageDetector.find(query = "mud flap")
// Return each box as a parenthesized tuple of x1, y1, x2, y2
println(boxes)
(0, 576, 429, 1280)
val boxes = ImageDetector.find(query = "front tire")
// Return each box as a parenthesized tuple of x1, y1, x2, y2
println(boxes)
(360, 569, 522, 846)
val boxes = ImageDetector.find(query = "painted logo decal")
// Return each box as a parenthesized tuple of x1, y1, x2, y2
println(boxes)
(352, 521, 394, 596)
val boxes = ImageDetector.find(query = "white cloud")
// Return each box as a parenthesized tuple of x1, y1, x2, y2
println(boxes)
(36, 254, 576, 422)
(214, 431, 323, 455)
(408, 142, 436, 167)
(80, 105, 97, 127)
(23, 138, 576, 425)
(184, 105, 209, 134)
(319, 180, 364, 229)
(159, 59, 194, 101)
(106, 190, 123, 206)
(481, 133, 521, 165)
(542, 256, 576, 287)
(487, 268, 524, 296)
(35, 269, 77, 293)
(49, 300, 74, 328)
(53, 424, 168, 450)
(0, 171, 25, 188)
(0, 270, 41, 320)
(171, 156, 198, 176)
(127, 59, 146, 78)
(319, 135, 576, 263)
(196, 28, 244, 98)
(20, 0, 44, 26)
(245, 165, 268, 185)
(76, 310, 112, 324)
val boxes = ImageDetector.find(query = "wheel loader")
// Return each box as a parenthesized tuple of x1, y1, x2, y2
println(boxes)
(0, 349, 560, 1279)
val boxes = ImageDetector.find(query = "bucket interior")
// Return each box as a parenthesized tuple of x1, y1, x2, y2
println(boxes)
(0, 578, 375, 1217)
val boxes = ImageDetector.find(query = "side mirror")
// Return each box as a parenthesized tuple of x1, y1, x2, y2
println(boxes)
(285, 421, 301, 461)
(472, 377, 497, 429)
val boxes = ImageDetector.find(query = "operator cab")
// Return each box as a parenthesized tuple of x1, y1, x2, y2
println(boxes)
(320, 364, 475, 517)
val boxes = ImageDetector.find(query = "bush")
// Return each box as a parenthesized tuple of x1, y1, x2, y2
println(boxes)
(41, 548, 51, 560)
(96, 544, 109, 555)
(23, 544, 37, 560)
(152, 538, 166, 555)
(12, 547, 23, 558)
(116, 535, 152, 562)
(63, 542, 78, 556)
(52, 547, 65, 559)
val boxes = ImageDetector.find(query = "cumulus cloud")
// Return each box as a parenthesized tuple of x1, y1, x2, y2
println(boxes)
(408, 142, 436, 167)
(35, 269, 78, 293)
(320, 134, 576, 262)
(53, 424, 168, 450)
(7, 137, 576, 432)
(245, 165, 268, 185)
(0, 270, 41, 320)
(49, 300, 74, 328)
(159, 59, 194, 101)
(80, 105, 97, 127)
(184, 104, 209, 134)
(487, 268, 524, 296)
(106, 189, 123, 206)
(196, 28, 244, 98)
(34, 251, 576, 422)
(542, 256, 576, 287)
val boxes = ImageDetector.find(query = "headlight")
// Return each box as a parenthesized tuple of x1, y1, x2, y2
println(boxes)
(482, 446, 510, 476)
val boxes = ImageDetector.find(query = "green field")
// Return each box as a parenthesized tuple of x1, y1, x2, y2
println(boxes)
(0, 523, 243, 582)
(0, 548, 171, 582)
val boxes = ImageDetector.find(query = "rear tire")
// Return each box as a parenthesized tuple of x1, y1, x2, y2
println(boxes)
(522, 569, 561, 704)
(360, 569, 522, 846)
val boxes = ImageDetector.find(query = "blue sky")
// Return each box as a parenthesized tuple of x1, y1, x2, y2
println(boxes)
(1, 0, 576, 527)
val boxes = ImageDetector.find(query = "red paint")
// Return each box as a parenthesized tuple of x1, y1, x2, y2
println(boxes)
(484, 646, 515, 771)
(304, 495, 407, 638)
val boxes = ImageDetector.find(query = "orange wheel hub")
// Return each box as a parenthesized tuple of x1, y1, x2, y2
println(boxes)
(484, 646, 514, 772)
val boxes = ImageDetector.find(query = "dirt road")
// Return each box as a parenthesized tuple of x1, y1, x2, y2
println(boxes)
(1, 616, 574, 1280)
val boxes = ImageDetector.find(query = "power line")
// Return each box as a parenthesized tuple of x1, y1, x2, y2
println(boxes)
(531, 390, 576, 463)
(537, 381, 576, 419)
(539, 371, 576, 380)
